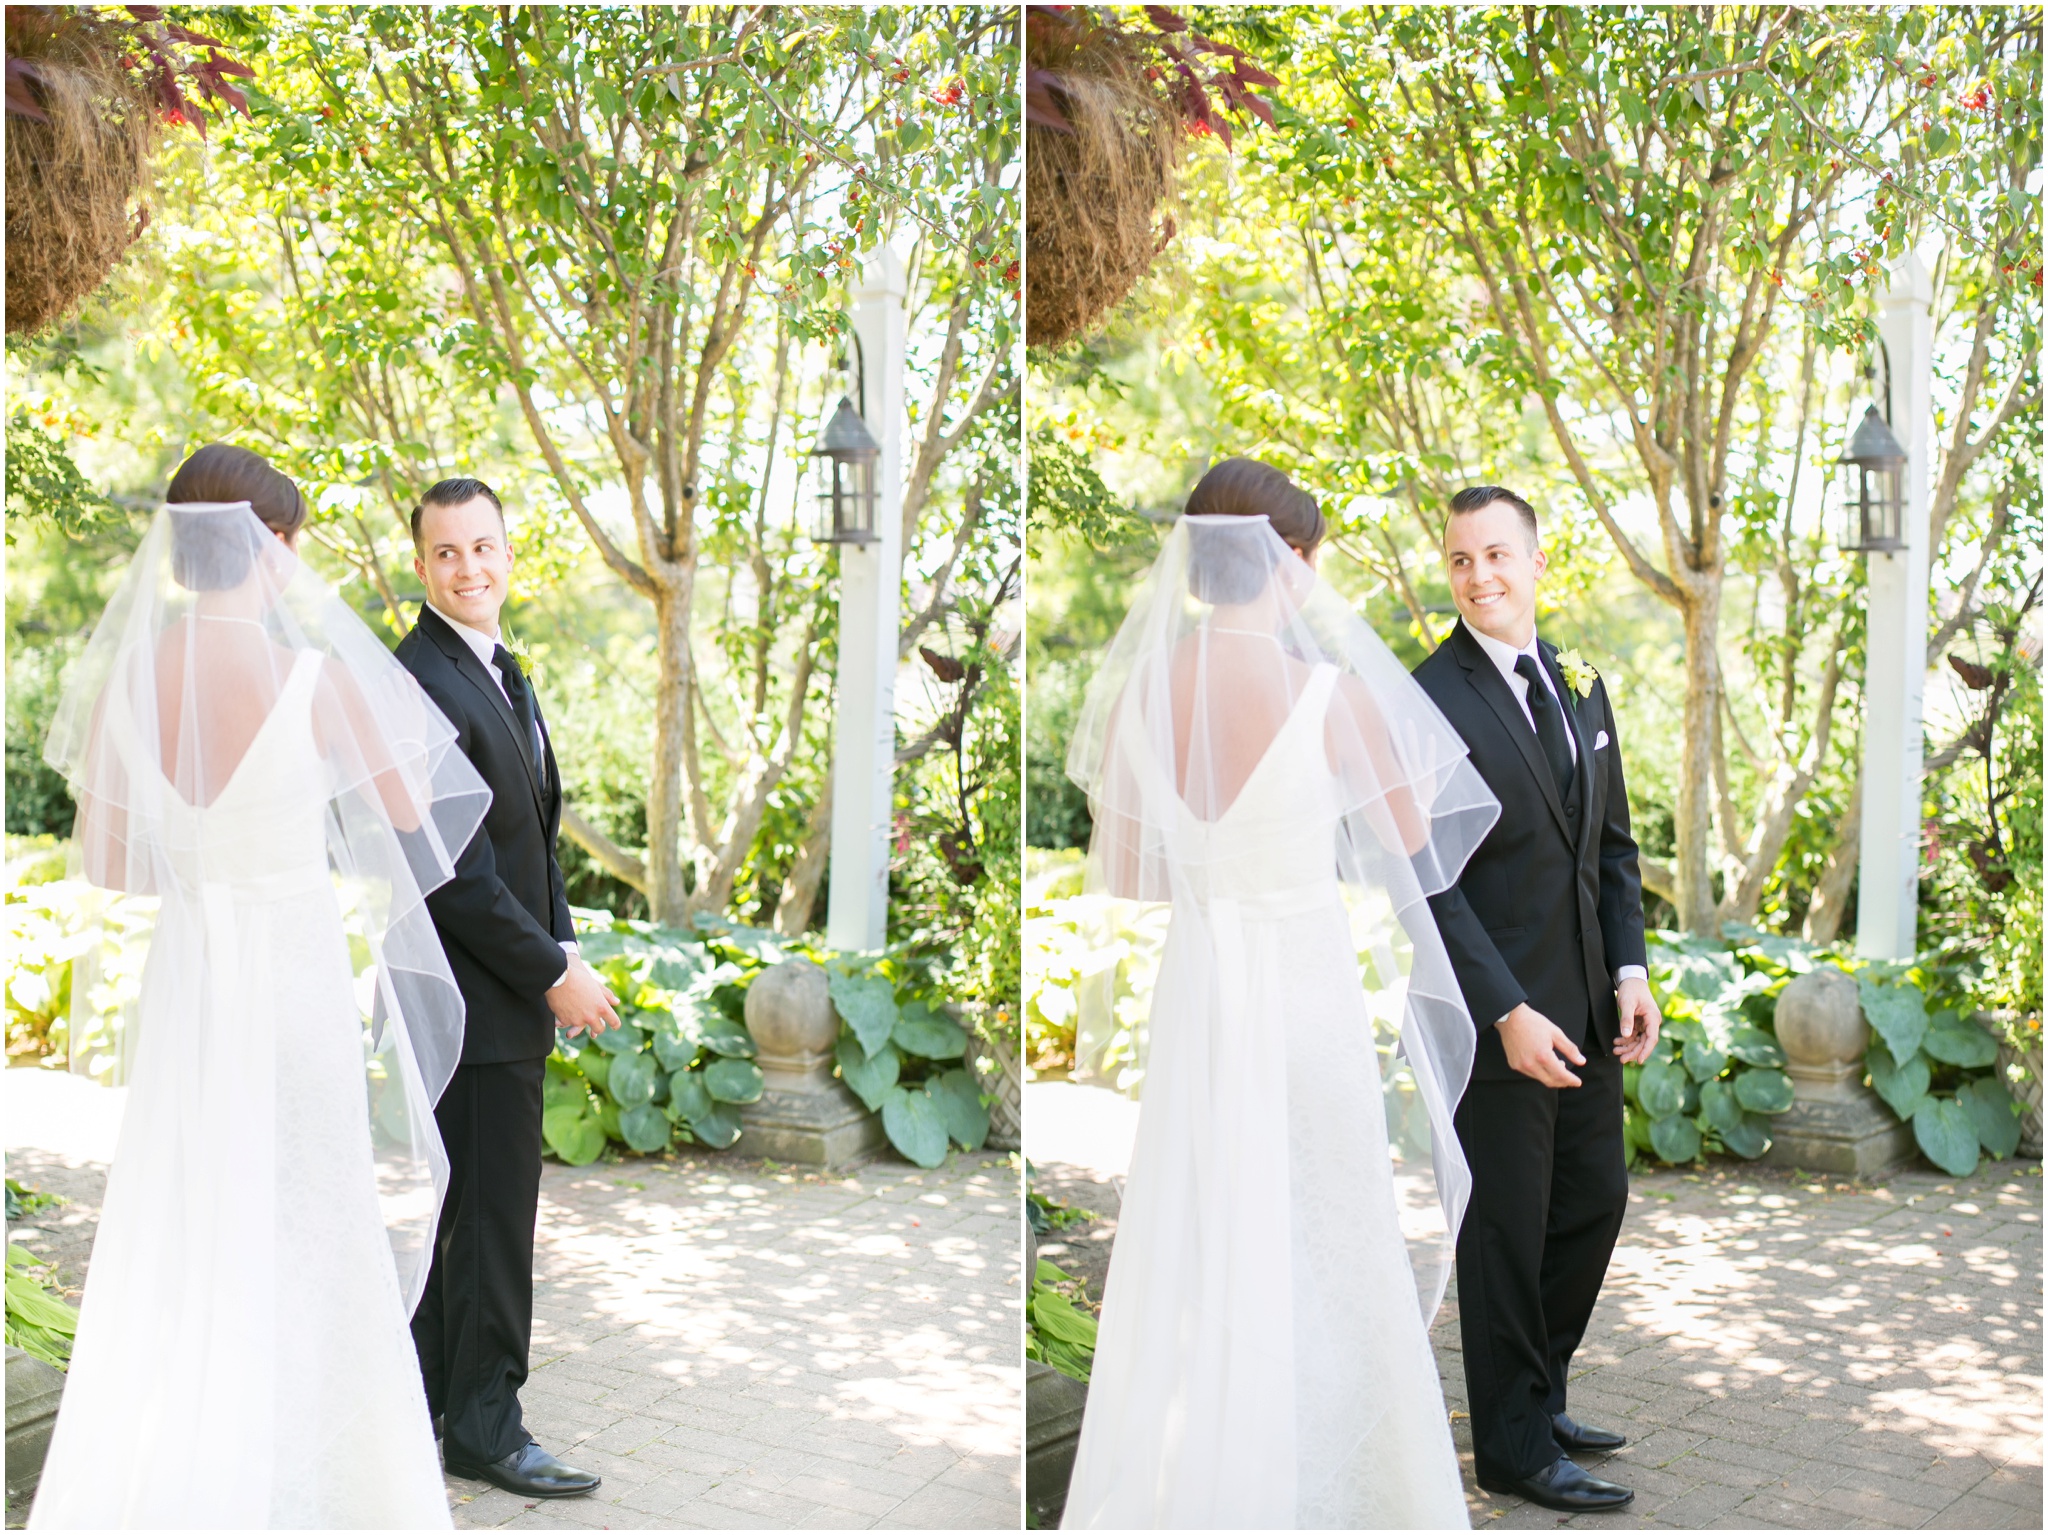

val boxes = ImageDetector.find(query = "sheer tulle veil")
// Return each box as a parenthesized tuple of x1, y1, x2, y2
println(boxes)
(1065, 511, 1499, 1321)
(44, 500, 489, 1311)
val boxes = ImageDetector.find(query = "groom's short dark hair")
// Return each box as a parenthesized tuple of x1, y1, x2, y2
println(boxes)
(1445, 485, 1539, 550)
(411, 478, 505, 550)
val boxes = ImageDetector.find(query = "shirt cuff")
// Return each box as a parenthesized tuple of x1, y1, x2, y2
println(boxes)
(550, 941, 579, 990)
(1615, 965, 1648, 985)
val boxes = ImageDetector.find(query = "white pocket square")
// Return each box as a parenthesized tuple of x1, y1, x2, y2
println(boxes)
(1594, 730, 1611, 750)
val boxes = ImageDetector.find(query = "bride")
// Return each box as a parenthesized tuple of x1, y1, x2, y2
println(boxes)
(32, 445, 489, 1529)
(1060, 459, 1500, 1529)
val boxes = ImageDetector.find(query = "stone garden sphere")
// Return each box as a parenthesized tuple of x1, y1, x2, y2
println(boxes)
(1775, 966, 1867, 1069)
(743, 957, 838, 1062)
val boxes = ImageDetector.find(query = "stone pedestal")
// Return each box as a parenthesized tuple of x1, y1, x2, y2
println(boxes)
(6, 1345, 64, 1511)
(1763, 967, 1916, 1178)
(734, 959, 886, 1168)
(1026, 1360, 1090, 1529)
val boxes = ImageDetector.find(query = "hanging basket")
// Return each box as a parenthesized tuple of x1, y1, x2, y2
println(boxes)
(1024, 11, 1182, 352)
(4, 9, 161, 338)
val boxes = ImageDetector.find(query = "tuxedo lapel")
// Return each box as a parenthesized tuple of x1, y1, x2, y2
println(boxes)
(421, 608, 548, 818)
(1541, 640, 1600, 861)
(1450, 621, 1574, 846)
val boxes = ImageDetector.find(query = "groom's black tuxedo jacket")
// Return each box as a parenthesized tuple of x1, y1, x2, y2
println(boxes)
(1413, 620, 1648, 1082)
(396, 606, 573, 1065)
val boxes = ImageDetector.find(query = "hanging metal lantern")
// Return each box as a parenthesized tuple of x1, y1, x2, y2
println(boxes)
(1834, 404, 1907, 553)
(809, 394, 880, 546)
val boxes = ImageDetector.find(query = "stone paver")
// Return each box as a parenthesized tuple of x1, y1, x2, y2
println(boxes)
(1029, 1078, 2043, 1531)
(6, 1068, 1022, 1531)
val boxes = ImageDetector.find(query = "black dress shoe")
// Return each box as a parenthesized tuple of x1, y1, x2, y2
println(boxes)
(1552, 1410, 1627, 1452)
(1478, 1456, 1634, 1512)
(444, 1440, 601, 1498)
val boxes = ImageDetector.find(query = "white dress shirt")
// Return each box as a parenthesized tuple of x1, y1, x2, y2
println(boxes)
(1461, 620, 1645, 992)
(424, 603, 577, 985)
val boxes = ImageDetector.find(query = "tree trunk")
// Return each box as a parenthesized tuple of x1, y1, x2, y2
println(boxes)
(773, 781, 834, 937)
(648, 582, 693, 924)
(1675, 582, 1723, 932)
(1804, 773, 1863, 946)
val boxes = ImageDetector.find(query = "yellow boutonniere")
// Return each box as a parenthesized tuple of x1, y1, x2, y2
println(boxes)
(502, 632, 544, 691)
(1555, 648, 1598, 699)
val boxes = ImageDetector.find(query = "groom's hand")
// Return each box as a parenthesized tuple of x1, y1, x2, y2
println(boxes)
(548, 956, 621, 1039)
(1613, 976, 1661, 1064)
(1498, 1003, 1586, 1088)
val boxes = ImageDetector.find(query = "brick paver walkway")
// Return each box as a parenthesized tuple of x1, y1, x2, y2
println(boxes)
(6, 1069, 1022, 1531)
(1029, 1079, 2043, 1531)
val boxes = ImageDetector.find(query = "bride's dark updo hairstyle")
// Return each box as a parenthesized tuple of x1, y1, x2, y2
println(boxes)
(1184, 456, 1324, 605)
(165, 444, 308, 591)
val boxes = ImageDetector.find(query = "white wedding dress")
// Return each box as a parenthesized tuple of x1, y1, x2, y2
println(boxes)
(34, 502, 485, 1530)
(1062, 514, 1497, 1529)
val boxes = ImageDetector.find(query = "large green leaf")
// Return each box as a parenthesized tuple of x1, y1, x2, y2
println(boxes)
(1683, 1040, 1730, 1082)
(892, 999, 969, 1060)
(1733, 1068, 1795, 1115)
(1913, 1097, 1981, 1177)
(1857, 974, 1929, 1062)
(591, 1020, 648, 1056)
(1637, 1055, 1687, 1117)
(575, 1046, 612, 1095)
(881, 1085, 950, 1168)
(1727, 1026, 1788, 1068)
(686, 1100, 744, 1150)
(1031, 1286, 1099, 1350)
(542, 1057, 587, 1110)
(650, 1022, 697, 1073)
(1699, 1077, 1743, 1135)
(1866, 1040, 1932, 1121)
(1648, 1112, 1702, 1163)
(543, 1101, 607, 1165)
(700, 1020, 757, 1060)
(828, 969, 899, 1058)
(836, 1034, 901, 1112)
(1718, 1113, 1772, 1160)
(929, 1067, 990, 1151)
(617, 1102, 673, 1153)
(668, 1069, 713, 1124)
(1922, 1019, 1999, 1068)
(703, 1056, 765, 1105)
(608, 1049, 659, 1108)
(1960, 1076, 2022, 1160)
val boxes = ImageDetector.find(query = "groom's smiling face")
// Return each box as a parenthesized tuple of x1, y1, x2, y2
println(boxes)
(1444, 498, 1546, 647)
(415, 494, 514, 635)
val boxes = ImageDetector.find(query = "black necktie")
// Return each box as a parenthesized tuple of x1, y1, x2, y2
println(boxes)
(491, 644, 546, 785)
(1513, 654, 1575, 801)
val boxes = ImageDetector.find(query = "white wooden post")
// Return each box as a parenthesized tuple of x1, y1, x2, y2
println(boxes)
(825, 249, 907, 952)
(1856, 255, 1934, 960)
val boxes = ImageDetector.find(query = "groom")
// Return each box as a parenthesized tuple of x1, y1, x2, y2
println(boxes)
(1413, 487, 1659, 1514)
(396, 478, 619, 1498)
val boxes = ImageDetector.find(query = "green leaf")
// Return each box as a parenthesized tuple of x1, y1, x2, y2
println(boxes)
(828, 969, 899, 1058)
(1683, 1041, 1730, 1082)
(576, 1046, 612, 1094)
(1733, 1068, 1795, 1115)
(1858, 974, 1929, 1061)
(892, 999, 969, 1060)
(686, 1100, 744, 1150)
(1031, 1286, 1099, 1349)
(1637, 1055, 1687, 1117)
(608, 1049, 659, 1108)
(1960, 1076, 2022, 1160)
(1727, 1026, 1788, 1068)
(702, 1056, 765, 1105)
(543, 1102, 607, 1165)
(1913, 1097, 1981, 1177)
(881, 1085, 950, 1168)
(1648, 1113, 1702, 1163)
(700, 1019, 757, 1059)
(1867, 1040, 1932, 1121)
(1922, 1019, 1998, 1068)
(1718, 1113, 1771, 1160)
(1699, 1077, 1744, 1134)
(650, 1021, 697, 1073)
(591, 1021, 648, 1056)
(836, 1034, 900, 1112)
(929, 1067, 990, 1151)
(668, 1069, 713, 1124)
(617, 1102, 672, 1153)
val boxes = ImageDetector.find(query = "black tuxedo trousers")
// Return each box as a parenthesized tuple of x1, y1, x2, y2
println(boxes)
(396, 608, 576, 1467)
